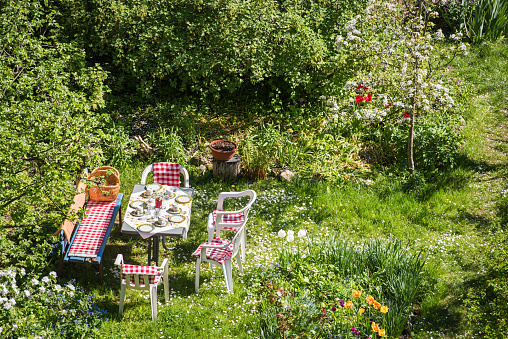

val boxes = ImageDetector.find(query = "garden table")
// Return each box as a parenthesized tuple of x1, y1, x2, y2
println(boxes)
(121, 184, 194, 265)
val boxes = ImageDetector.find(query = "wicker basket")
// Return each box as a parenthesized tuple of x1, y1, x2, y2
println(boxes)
(86, 166, 121, 201)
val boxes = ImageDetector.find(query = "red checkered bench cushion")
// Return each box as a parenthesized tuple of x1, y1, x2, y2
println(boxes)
(68, 199, 117, 257)
(212, 210, 245, 232)
(153, 162, 180, 187)
(191, 237, 233, 265)
(122, 264, 161, 286)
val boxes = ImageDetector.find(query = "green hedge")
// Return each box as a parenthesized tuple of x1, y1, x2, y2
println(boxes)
(58, 0, 367, 108)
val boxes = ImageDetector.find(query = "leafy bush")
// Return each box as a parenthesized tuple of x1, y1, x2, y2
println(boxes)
(0, 269, 108, 338)
(389, 114, 463, 175)
(58, 0, 367, 110)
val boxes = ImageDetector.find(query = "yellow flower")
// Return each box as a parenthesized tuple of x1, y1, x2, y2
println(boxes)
(371, 322, 379, 332)
(379, 329, 386, 336)
(380, 306, 388, 313)
(373, 301, 381, 310)
(353, 290, 362, 298)
(359, 308, 365, 314)
(231, 185, 235, 188)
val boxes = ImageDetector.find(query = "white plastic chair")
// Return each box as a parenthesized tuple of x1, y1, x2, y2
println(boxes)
(115, 254, 169, 321)
(140, 163, 190, 187)
(192, 225, 244, 293)
(207, 190, 257, 261)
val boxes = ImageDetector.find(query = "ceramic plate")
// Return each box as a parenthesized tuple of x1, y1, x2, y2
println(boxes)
(175, 195, 192, 204)
(138, 224, 155, 232)
(169, 215, 186, 223)
(129, 199, 145, 209)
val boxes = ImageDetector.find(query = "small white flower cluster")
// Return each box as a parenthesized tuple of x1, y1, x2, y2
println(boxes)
(353, 108, 387, 122)
(277, 229, 307, 242)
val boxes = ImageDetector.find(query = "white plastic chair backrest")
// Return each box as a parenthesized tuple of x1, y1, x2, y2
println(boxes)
(216, 190, 257, 219)
(140, 163, 190, 187)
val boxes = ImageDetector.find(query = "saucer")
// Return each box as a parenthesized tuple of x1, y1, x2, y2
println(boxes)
(130, 210, 145, 217)
(154, 219, 169, 227)
(175, 195, 192, 204)
(137, 224, 155, 232)
(167, 207, 183, 214)
(169, 215, 186, 223)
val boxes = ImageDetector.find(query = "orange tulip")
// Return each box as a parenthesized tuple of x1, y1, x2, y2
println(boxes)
(359, 308, 365, 314)
(366, 295, 374, 305)
(371, 322, 379, 332)
(373, 301, 381, 310)
(379, 329, 386, 336)
(344, 301, 353, 309)
(353, 290, 362, 298)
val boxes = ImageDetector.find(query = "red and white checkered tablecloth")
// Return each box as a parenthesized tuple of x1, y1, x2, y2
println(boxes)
(153, 162, 180, 187)
(122, 264, 160, 285)
(67, 199, 117, 258)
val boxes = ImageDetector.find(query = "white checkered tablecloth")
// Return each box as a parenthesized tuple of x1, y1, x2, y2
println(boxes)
(68, 199, 117, 258)
(153, 162, 180, 186)
(125, 185, 192, 239)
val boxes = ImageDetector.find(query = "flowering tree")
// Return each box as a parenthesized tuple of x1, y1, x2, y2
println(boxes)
(333, 0, 468, 173)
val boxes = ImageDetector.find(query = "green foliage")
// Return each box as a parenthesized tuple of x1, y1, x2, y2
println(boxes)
(147, 127, 187, 165)
(438, 0, 478, 32)
(58, 0, 367, 111)
(0, 269, 108, 338)
(257, 233, 429, 337)
(465, 0, 508, 43)
(388, 114, 463, 175)
(240, 124, 285, 178)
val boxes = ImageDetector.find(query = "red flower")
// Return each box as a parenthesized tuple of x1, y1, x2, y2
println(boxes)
(403, 111, 411, 118)
(355, 95, 364, 103)
(385, 103, 393, 108)
(364, 93, 372, 102)
(322, 308, 327, 313)
(363, 86, 369, 91)
(356, 83, 363, 90)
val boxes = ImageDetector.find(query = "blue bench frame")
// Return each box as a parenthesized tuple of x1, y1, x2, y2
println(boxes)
(58, 193, 123, 282)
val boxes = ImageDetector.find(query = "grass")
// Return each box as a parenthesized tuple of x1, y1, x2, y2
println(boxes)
(43, 40, 508, 338)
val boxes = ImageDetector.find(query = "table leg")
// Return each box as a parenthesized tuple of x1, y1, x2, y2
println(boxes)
(148, 236, 159, 266)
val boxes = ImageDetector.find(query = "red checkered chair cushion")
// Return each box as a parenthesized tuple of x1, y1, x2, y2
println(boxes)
(152, 162, 180, 187)
(212, 210, 245, 232)
(68, 199, 117, 257)
(191, 237, 233, 265)
(121, 264, 161, 286)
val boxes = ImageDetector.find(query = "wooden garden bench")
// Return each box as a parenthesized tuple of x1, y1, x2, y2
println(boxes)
(53, 176, 123, 282)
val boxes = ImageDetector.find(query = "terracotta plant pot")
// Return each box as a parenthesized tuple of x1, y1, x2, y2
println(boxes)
(209, 140, 238, 161)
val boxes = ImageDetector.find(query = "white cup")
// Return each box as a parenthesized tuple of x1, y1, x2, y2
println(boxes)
(158, 216, 165, 224)
(136, 206, 143, 215)
(146, 188, 153, 196)
(171, 204, 179, 212)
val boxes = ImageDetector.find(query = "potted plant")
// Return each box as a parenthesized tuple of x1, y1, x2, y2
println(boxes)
(209, 140, 238, 161)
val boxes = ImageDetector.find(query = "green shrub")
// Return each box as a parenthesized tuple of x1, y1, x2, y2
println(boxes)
(387, 114, 463, 175)
(465, 0, 508, 43)
(58, 0, 367, 111)
(147, 127, 187, 165)
(0, 269, 108, 338)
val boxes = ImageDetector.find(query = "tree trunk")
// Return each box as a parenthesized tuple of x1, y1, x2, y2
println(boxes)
(408, 114, 415, 173)
(213, 154, 241, 181)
